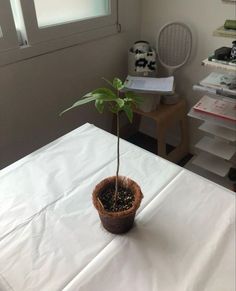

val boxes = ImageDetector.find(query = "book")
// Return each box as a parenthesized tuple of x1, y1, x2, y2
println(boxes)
(123, 75, 174, 94)
(193, 95, 236, 122)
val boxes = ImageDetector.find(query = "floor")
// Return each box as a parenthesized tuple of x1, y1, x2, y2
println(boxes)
(125, 131, 193, 167)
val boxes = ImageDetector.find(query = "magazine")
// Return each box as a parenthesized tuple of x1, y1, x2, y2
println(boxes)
(193, 95, 236, 122)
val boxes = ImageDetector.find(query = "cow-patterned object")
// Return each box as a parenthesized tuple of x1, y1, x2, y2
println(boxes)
(128, 41, 156, 76)
(230, 40, 236, 60)
(134, 49, 156, 74)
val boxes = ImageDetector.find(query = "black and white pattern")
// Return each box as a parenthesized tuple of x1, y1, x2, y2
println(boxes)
(128, 41, 157, 75)
(134, 50, 156, 73)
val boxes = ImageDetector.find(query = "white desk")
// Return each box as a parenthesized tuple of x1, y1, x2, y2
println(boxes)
(0, 123, 235, 291)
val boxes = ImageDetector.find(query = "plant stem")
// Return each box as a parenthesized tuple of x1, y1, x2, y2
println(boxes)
(114, 111, 120, 208)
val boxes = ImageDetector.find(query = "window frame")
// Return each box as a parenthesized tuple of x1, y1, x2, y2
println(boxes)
(0, 0, 19, 51)
(0, 0, 119, 66)
(19, 0, 118, 45)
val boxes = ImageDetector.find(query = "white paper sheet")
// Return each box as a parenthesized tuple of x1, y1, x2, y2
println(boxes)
(0, 123, 235, 291)
(64, 171, 235, 291)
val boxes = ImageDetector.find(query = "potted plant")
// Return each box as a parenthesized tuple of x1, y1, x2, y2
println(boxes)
(60, 78, 143, 234)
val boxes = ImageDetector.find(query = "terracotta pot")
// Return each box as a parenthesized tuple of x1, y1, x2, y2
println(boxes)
(92, 176, 143, 234)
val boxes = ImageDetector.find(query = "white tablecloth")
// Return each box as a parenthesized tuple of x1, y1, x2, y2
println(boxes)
(0, 123, 235, 291)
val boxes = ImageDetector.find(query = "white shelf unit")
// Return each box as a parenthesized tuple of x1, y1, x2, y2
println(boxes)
(199, 122, 236, 142)
(195, 136, 236, 160)
(188, 107, 236, 178)
(192, 152, 232, 177)
(188, 62, 236, 190)
(188, 108, 236, 130)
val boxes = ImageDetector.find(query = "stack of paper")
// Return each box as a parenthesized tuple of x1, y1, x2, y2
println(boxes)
(123, 75, 174, 94)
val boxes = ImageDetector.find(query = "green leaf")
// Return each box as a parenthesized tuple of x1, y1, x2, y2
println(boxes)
(95, 100, 104, 113)
(116, 98, 125, 109)
(123, 97, 133, 103)
(92, 88, 116, 100)
(109, 104, 120, 114)
(123, 104, 133, 123)
(125, 91, 143, 105)
(60, 95, 98, 116)
(81, 92, 94, 98)
(112, 78, 124, 90)
(59, 77, 140, 118)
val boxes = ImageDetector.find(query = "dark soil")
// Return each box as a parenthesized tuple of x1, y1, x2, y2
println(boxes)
(99, 186, 134, 212)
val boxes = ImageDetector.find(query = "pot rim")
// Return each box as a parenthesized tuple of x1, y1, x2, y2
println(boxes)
(92, 176, 143, 218)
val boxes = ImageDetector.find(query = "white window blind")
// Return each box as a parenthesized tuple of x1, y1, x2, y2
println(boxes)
(34, 0, 110, 28)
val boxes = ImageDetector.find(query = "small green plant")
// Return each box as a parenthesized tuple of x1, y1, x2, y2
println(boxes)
(60, 77, 142, 209)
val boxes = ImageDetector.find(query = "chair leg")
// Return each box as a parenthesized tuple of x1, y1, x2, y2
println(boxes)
(156, 114, 189, 163)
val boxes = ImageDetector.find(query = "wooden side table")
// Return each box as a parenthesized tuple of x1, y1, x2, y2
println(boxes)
(113, 99, 189, 163)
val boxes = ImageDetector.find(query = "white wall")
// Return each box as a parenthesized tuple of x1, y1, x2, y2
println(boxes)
(140, 0, 235, 151)
(0, 0, 141, 168)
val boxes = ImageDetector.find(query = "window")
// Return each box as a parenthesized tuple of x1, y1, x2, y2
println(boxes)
(34, 0, 110, 28)
(0, 0, 19, 51)
(0, 0, 118, 65)
(20, 0, 117, 44)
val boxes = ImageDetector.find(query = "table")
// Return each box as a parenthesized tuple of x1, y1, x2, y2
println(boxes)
(115, 99, 189, 163)
(0, 123, 235, 291)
